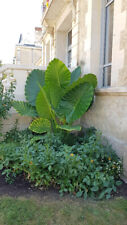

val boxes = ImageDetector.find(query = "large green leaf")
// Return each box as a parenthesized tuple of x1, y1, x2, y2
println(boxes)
(29, 118, 51, 134)
(70, 66, 81, 84)
(12, 101, 37, 117)
(45, 58, 71, 108)
(57, 124, 81, 131)
(25, 69, 45, 106)
(65, 75, 96, 95)
(36, 87, 52, 120)
(83, 74, 97, 88)
(57, 83, 94, 123)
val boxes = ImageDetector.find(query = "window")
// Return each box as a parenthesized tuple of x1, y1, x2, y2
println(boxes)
(16, 49, 21, 64)
(67, 30, 72, 68)
(102, 0, 114, 87)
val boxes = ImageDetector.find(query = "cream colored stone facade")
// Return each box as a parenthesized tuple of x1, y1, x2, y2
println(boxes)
(41, 0, 127, 177)
(14, 45, 42, 66)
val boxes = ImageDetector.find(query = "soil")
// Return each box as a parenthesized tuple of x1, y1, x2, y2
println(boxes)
(0, 173, 127, 200)
(0, 173, 61, 200)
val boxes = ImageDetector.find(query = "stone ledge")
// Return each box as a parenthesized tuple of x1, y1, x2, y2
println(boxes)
(95, 87, 127, 96)
(0, 64, 45, 73)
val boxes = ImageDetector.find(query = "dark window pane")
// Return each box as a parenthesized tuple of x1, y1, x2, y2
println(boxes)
(67, 30, 72, 68)
(68, 50, 72, 68)
(103, 66, 111, 87)
(104, 2, 114, 64)
(68, 30, 72, 48)
(106, 0, 111, 3)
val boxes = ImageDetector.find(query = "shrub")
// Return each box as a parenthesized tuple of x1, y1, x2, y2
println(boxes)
(0, 129, 123, 199)
(0, 73, 15, 135)
(4, 121, 33, 143)
(0, 76, 15, 120)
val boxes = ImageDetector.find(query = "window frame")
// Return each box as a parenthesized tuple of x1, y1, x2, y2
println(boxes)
(66, 29, 72, 69)
(100, 0, 114, 87)
(16, 48, 21, 64)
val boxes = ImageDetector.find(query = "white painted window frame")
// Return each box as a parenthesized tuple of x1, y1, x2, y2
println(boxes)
(100, 0, 114, 87)
(16, 49, 21, 64)
(66, 29, 72, 69)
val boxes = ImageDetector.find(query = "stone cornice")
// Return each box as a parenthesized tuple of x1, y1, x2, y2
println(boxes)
(0, 65, 46, 73)
(95, 87, 127, 96)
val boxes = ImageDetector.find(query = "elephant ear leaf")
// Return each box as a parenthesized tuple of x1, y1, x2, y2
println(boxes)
(70, 66, 81, 84)
(36, 87, 53, 120)
(12, 101, 37, 117)
(83, 74, 97, 88)
(57, 82, 94, 124)
(57, 124, 81, 132)
(45, 58, 71, 108)
(29, 118, 51, 134)
(25, 69, 45, 106)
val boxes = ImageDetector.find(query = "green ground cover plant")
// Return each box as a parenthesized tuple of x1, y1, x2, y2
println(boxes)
(0, 128, 123, 200)
(0, 196, 127, 225)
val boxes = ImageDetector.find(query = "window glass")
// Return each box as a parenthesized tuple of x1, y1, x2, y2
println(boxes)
(102, 0, 114, 87)
(104, 2, 114, 65)
(103, 66, 111, 86)
(17, 50, 20, 63)
(67, 30, 72, 68)
(67, 50, 72, 68)
(68, 30, 72, 48)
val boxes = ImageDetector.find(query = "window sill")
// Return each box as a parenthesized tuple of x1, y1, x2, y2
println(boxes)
(95, 87, 127, 96)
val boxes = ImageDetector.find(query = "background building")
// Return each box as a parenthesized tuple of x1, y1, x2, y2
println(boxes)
(14, 27, 42, 66)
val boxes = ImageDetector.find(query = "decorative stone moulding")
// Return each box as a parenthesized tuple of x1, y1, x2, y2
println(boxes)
(95, 87, 127, 96)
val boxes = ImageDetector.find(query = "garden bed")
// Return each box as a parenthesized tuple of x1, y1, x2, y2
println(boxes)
(0, 128, 125, 200)
(0, 173, 60, 200)
(0, 173, 127, 200)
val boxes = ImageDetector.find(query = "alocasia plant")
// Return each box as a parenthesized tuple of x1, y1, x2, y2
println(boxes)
(13, 58, 97, 133)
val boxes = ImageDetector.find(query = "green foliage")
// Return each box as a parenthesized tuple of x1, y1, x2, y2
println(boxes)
(45, 58, 71, 107)
(12, 101, 37, 117)
(4, 119, 20, 142)
(70, 66, 81, 84)
(4, 121, 33, 143)
(0, 79, 15, 120)
(12, 69, 45, 119)
(0, 75, 15, 134)
(0, 129, 123, 199)
(25, 69, 45, 106)
(36, 86, 53, 120)
(56, 124, 81, 131)
(13, 58, 97, 134)
(57, 83, 94, 123)
(83, 73, 97, 88)
(29, 118, 51, 133)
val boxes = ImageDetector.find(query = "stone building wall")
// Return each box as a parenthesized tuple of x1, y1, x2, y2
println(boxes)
(40, 0, 127, 177)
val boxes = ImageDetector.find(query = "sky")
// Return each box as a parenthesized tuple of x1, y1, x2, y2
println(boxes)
(0, 0, 42, 64)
